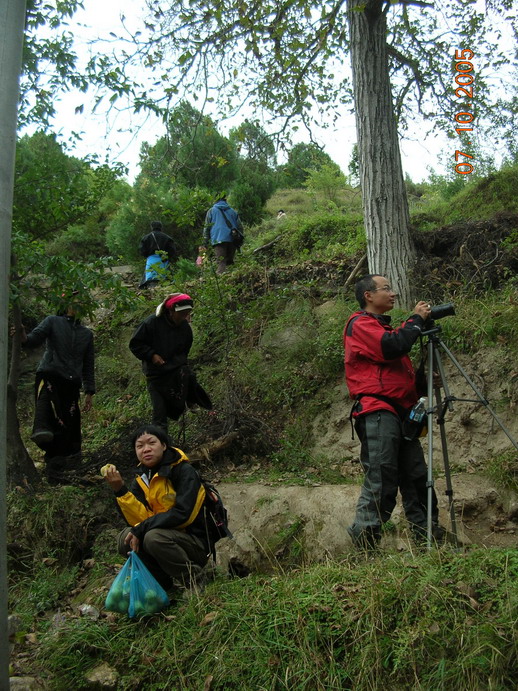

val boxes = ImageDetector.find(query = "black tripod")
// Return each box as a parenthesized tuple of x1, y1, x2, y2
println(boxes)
(422, 323, 518, 550)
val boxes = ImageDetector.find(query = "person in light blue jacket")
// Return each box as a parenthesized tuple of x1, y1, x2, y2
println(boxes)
(201, 195, 244, 274)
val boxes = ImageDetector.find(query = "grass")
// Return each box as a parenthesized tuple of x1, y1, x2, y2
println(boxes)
(23, 548, 518, 690)
(9, 170, 518, 688)
(484, 450, 518, 493)
(411, 165, 518, 230)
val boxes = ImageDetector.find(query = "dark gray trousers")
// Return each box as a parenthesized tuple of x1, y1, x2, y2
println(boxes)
(117, 527, 208, 588)
(348, 410, 439, 548)
(213, 242, 236, 274)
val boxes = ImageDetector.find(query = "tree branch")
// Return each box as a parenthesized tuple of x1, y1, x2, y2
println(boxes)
(390, 0, 434, 7)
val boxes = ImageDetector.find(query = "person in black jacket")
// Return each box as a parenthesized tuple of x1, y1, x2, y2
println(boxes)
(138, 220, 178, 288)
(103, 425, 211, 590)
(129, 293, 211, 434)
(21, 298, 95, 479)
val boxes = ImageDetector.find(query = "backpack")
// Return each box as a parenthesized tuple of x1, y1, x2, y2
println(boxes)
(230, 227, 245, 248)
(168, 456, 232, 557)
(219, 208, 245, 249)
(200, 478, 233, 556)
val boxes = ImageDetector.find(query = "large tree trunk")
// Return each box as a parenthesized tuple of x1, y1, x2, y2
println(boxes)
(7, 299, 40, 487)
(0, 1, 30, 687)
(347, 0, 415, 308)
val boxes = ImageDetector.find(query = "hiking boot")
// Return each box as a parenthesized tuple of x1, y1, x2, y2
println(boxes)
(45, 456, 68, 485)
(31, 429, 54, 447)
(411, 523, 448, 547)
(347, 525, 380, 552)
(432, 524, 447, 543)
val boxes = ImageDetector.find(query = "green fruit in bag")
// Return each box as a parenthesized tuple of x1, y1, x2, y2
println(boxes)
(145, 589, 159, 603)
(106, 583, 130, 613)
(132, 599, 145, 616)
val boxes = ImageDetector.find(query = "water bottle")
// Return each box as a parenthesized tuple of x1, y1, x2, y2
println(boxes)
(403, 397, 428, 440)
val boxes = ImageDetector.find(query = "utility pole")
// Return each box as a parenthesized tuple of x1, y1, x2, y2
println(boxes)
(0, 1, 27, 688)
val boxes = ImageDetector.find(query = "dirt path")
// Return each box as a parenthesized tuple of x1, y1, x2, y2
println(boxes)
(215, 473, 517, 571)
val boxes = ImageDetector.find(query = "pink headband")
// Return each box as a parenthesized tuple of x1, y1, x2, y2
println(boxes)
(164, 293, 193, 311)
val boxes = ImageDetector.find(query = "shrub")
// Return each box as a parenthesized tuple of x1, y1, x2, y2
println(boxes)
(280, 211, 365, 259)
(46, 221, 110, 262)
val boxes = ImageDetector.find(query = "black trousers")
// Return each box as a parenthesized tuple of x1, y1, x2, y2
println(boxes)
(146, 367, 212, 433)
(33, 374, 81, 460)
(146, 369, 189, 432)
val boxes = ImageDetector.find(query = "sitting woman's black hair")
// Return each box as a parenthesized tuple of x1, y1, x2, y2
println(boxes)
(131, 424, 170, 448)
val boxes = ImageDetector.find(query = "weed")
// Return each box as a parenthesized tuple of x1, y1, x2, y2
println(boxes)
(29, 549, 518, 690)
(483, 450, 518, 493)
(255, 496, 275, 508)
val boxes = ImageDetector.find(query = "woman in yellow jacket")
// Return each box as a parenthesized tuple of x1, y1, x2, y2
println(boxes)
(104, 425, 210, 590)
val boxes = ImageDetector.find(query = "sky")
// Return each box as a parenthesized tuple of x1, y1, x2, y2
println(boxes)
(37, 0, 514, 185)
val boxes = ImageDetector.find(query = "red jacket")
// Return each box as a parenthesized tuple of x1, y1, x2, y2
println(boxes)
(344, 310, 425, 417)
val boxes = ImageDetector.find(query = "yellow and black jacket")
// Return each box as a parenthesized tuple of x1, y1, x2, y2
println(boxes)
(115, 447, 207, 545)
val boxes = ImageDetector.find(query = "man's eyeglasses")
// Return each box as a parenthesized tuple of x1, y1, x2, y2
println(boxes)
(370, 286, 396, 293)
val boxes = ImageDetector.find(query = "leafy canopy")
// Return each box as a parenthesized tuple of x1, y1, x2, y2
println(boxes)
(14, 132, 123, 241)
(278, 142, 336, 188)
(20, 0, 87, 128)
(87, 0, 516, 153)
(19, 1, 517, 159)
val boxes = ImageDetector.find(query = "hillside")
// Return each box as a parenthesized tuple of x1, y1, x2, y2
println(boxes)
(8, 170, 518, 689)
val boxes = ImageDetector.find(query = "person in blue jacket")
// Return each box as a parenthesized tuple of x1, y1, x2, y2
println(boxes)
(201, 195, 244, 274)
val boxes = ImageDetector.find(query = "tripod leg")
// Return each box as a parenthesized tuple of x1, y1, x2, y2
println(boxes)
(428, 348, 458, 547)
(432, 350, 459, 546)
(437, 339, 518, 450)
(426, 339, 435, 550)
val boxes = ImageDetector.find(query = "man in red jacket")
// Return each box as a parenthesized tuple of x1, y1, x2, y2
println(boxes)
(344, 274, 442, 549)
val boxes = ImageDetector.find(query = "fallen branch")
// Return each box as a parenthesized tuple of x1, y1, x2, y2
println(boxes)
(188, 432, 239, 463)
(344, 254, 367, 289)
(253, 236, 282, 254)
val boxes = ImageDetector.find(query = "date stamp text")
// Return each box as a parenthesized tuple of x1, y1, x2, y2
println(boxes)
(454, 49, 475, 175)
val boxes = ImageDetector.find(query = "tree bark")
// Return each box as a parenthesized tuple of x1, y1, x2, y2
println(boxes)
(0, 1, 30, 686)
(347, 0, 416, 308)
(7, 299, 40, 487)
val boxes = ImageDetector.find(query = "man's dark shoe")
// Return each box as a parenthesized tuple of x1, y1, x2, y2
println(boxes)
(432, 524, 447, 543)
(31, 429, 54, 446)
(45, 456, 68, 485)
(347, 525, 380, 552)
(411, 523, 448, 547)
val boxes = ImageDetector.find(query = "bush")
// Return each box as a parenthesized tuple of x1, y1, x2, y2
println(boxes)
(105, 183, 212, 262)
(279, 211, 365, 259)
(46, 221, 111, 262)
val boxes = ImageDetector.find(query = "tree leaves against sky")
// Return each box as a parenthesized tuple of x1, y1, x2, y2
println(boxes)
(93, 0, 517, 148)
(20, 0, 517, 153)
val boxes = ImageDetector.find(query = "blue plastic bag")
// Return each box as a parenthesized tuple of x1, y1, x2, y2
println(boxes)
(105, 551, 169, 617)
(105, 556, 131, 614)
(128, 551, 169, 617)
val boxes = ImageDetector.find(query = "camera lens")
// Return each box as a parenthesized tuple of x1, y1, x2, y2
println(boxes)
(429, 302, 455, 320)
